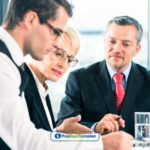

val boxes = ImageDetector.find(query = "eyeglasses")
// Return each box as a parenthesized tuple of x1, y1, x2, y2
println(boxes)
(53, 46, 78, 67)
(45, 22, 63, 38)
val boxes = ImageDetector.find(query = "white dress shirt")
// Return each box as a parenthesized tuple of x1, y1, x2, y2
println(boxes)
(0, 27, 103, 150)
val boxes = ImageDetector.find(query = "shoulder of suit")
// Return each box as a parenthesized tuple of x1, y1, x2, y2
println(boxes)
(135, 63, 148, 72)
(71, 61, 102, 75)
(134, 63, 150, 79)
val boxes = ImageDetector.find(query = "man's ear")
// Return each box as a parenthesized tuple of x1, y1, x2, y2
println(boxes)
(23, 11, 39, 29)
(134, 43, 141, 56)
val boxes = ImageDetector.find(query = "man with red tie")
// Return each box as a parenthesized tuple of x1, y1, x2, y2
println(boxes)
(57, 16, 150, 137)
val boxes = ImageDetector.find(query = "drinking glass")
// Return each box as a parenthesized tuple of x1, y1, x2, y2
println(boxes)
(134, 112, 150, 148)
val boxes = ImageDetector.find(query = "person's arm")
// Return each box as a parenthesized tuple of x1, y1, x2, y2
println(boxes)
(56, 71, 87, 126)
(56, 70, 105, 129)
(0, 54, 103, 150)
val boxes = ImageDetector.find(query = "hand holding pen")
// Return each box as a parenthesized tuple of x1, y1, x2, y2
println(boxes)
(95, 114, 125, 135)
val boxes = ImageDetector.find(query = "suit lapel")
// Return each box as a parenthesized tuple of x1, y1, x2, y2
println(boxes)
(95, 60, 117, 114)
(120, 63, 143, 120)
(32, 92, 52, 130)
(46, 95, 56, 128)
(24, 64, 52, 130)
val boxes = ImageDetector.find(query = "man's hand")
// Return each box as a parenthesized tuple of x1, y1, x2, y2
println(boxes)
(102, 131, 133, 150)
(56, 115, 93, 134)
(95, 114, 125, 134)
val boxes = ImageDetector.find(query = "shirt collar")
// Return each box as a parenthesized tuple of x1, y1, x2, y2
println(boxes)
(106, 62, 132, 82)
(0, 27, 24, 66)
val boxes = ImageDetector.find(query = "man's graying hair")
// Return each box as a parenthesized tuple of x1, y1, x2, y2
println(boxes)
(4, 0, 73, 29)
(107, 16, 143, 44)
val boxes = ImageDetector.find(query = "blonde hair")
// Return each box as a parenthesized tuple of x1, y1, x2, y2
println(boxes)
(63, 26, 80, 55)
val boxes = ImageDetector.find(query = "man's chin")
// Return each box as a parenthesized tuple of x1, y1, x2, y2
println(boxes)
(111, 63, 123, 71)
(110, 59, 122, 67)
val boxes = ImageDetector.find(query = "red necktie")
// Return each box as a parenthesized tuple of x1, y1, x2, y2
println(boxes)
(113, 73, 125, 111)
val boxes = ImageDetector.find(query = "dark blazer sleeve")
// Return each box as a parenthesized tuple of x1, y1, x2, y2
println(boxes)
(56, 71, 87, 124)
(56, 62, 106, 127)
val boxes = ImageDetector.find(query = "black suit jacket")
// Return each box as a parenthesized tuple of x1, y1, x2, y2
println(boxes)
(24, 64, 54, 131)
(57, 60, 150, 136)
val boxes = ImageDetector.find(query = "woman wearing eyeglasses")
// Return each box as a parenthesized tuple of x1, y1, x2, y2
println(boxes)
(23, 26, 91, 133)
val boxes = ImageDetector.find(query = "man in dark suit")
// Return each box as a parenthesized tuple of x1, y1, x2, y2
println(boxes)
(57, 16, 150, 137)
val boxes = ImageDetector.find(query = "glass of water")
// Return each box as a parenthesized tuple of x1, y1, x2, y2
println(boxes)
(134, 112, 150, 148)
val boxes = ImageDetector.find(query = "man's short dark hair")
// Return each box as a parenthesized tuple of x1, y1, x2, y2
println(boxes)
(107, 16, 143, 44)
(55, 0, 73, 17)
(4, 0, 73, 29)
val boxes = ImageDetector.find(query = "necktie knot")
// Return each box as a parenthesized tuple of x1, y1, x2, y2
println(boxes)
(113, 73, 124, 84)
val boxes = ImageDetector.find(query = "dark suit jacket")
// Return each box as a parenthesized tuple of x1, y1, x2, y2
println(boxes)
(24, 64, 54, 131)
(57, 60, 150, 136)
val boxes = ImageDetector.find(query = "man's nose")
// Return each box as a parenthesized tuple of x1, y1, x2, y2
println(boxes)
(113, 43, 122, 52)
